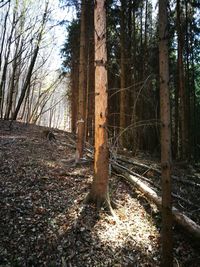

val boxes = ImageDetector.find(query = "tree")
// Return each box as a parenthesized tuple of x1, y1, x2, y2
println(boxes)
(0, 0, 13, 117)
(0, 0, 69, 128)
(12, 1, 49, 121)
(159, 0, 173, 266)
(119, 0, 127, 147)
(4, 0, 26, 120)
(75, 0, 87, 163)
(85, 0, 95, 143)
(177, 0, 187, 159)
(86, 0, 113, 213)
(61, 19, 80, 134)
(61, 0, 200, 161)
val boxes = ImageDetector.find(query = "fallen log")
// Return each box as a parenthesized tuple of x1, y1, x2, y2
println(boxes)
(116, 154, 200, 188)
(111, 160, 156, 186)
(113, 160, 199, 208)
(112, 164, 200, 241)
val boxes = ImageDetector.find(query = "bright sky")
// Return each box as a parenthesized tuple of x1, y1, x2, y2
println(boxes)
(48, 0, 77, 70)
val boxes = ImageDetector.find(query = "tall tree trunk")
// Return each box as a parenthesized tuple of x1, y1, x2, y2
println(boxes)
(177, 0, 187, 159)
(127, 0, 133, 129)
(190, 35, 197, 158)
(159, 0, 173, 266)
(138, 3, 144, 150)
(143, 0, 148, 75)
(71, 61, 79, 134)
(4, 34, 21, 119)
(85, 51, 90, 141)
(86, 0, 113, 213)
(119, 0, 127, 147)
(86, 1, 94, 144)
(184, 0, 190, 159)
(0, 0, 11, 71)
(12, 2, 48, 121)
(12, 45, 39, 120)
(131, 6, 137, 153)
(174, 82, 179, 158)
(0, 5, 15, 117)
(75, 0, 87, 162)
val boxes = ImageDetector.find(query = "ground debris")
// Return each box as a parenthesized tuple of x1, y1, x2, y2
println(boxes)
(0, 120, 199, 266)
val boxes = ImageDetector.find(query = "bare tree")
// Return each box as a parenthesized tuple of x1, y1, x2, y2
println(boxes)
(159, 0, 173, 266)
(75, 0, 87, 163)
(0, 0, 15, 117)
(0, 0, 11, 71)
(12, 1, 49, 121)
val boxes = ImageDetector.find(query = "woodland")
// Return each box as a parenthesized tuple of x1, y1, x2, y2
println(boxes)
(0, 0, 200, 266)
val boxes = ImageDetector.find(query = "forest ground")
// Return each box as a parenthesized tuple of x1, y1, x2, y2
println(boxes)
(0, 120, 199, 267)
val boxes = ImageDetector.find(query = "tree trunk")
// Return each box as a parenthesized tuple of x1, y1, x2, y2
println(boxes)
(159, 0, 173, 266)
(119, 0, 127, 148)
(0, 0, 10, 71)
(12, 2, 48, 121)
(86, 0, 113, 213)
(4, 34, 21, 120)
(71, 61, 79, 134)
(0, 4, 15, 117)
(86, 2, 95, 144)
(174, 82, 179, 158)
(75, 0, 87, 162)
(12, 45, 39, 120)
(184, 0, 191, 159)
(191, 38, 197, 158)
(131, 6, 137, 154)
(177, 0, 187, 159)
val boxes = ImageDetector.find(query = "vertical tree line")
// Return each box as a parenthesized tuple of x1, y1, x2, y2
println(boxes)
(61, 1, 200, 262)
(62, 0, 200, 161)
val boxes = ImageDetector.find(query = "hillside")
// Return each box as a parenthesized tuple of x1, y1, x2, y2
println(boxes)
(0, 120, 199, 266)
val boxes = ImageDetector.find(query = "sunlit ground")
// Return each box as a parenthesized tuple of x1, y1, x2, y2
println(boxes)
(1, 121, 199, 266)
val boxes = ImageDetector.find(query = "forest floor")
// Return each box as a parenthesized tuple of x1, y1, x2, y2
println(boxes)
(0, 120, 200, 267)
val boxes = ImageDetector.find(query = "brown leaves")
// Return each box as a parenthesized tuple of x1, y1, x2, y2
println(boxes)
(0, 120, 199, 266)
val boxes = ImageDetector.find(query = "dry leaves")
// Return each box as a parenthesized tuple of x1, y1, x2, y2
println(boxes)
(0, 120, 199, 266)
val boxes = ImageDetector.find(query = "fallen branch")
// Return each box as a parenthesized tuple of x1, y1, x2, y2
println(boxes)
(112, 164, 200, 241)
(172, 193, 199, 209)
(114, 161, 198, 209)
(65, 141, 199, 209)
(116, 154, 200, 188)
(111, 160, 157, 187)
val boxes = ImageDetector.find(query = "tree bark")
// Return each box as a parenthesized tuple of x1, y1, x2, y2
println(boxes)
(86, 0, 113, 213)
(4, 33, 21, 119)
(0, 0, 10, 71)
(0, 2, 15, 117)
(177, 0, 187, 159)
(75, 0, 87, 162)
(119, 0, 127, 148)
(71, 61, 79, 134)
(71, 59, 79, 134)
(86, 2, 95, 144)
(159, 0, 173, 266)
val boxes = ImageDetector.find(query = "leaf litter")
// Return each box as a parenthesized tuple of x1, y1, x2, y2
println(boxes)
(0, 120, 199, 266)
